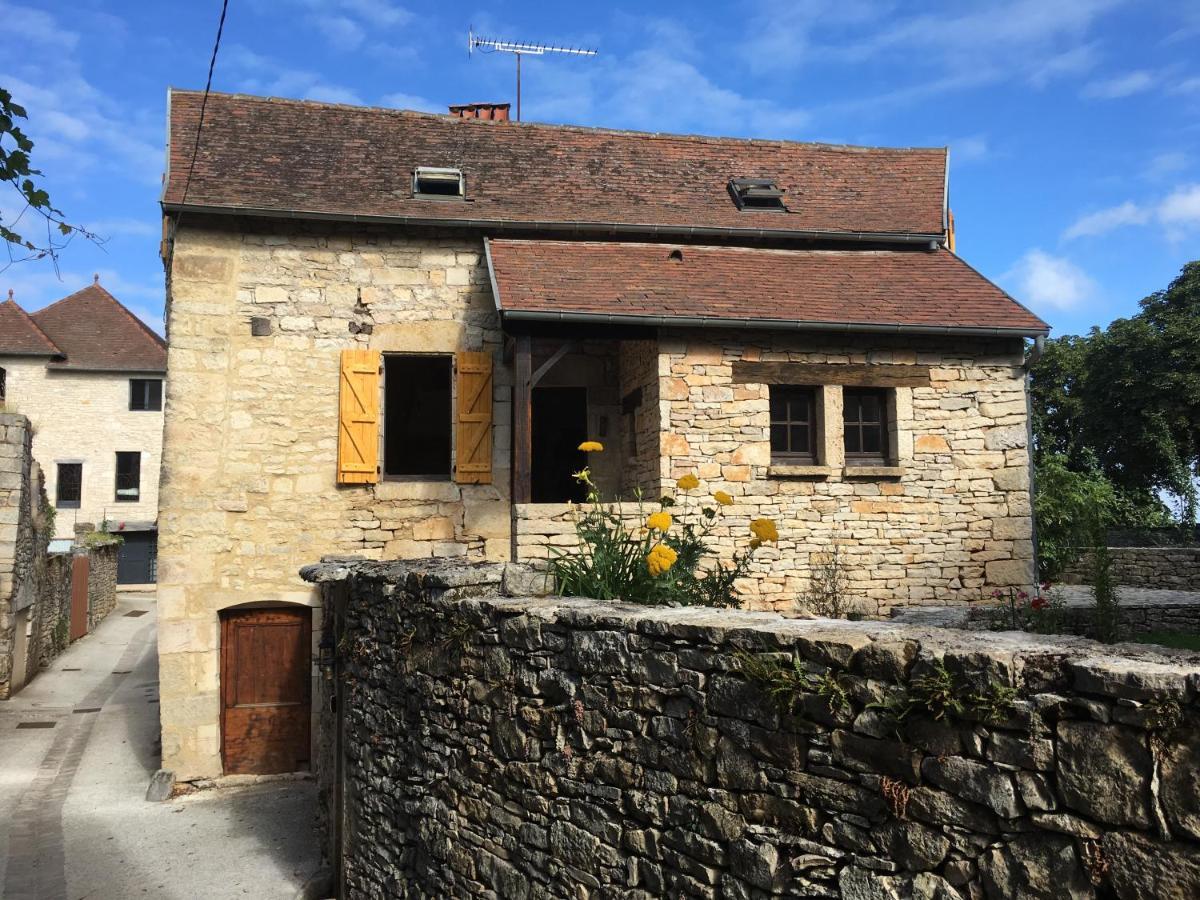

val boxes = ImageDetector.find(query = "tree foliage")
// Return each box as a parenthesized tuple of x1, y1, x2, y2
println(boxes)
(0, 86, 97, 272)
(1029, 260, 1200, 527)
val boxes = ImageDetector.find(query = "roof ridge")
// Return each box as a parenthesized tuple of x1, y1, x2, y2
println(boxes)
(33, 282, 165, 350)
(168, 88, 948, 156)
(2, 297, 63, 355)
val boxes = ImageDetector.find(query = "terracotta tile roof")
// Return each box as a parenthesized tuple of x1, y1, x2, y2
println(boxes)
(0, 296, 62, 356)
(163, 91, 948, 238)
(487, 240, 1050, 336)
(30, 282, 167, 372)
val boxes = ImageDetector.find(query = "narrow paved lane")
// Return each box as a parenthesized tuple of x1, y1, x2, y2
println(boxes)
(0, 593, 321, 900)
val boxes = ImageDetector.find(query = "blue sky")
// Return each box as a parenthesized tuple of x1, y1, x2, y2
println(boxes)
(2, 0, 1198, 337)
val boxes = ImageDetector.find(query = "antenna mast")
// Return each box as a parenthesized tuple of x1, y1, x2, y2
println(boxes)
(469, 28, 597, 122)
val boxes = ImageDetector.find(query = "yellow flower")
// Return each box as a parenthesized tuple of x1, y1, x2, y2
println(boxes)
(646, 543, 678, 577)
(749, 538, 762, 550)
(713, 490, 734, 507)
(578, 441, 604, 452)
(676, 473, 700, 491)
(750, 518, 779, 543)
(646, 511, 673, 532)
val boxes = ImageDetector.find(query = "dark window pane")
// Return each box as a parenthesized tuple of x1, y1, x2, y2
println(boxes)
(862, 426, 882, 454)
(859, 393, 880, 421)
(384, 356, 452, 477)
(57, 463, 82, 508)
(844, 424, 861, 454)
(130, 379, 163, 411)
(770, 424, 787, 451)
(769, 394, 786, 419)
(115, 452, 141, 502)
(790, 425, 809, 454)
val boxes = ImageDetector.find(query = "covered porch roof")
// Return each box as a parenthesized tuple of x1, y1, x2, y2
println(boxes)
(486, 239, 1050, 338)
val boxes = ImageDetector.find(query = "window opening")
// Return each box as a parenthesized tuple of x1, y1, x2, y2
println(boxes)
(57, 463, 82, 508)
(384, 355, 452, 478)
(115, 452, 141, 502)
(130, 379, 163, 411)
(769, 386, 817, 462)
(844, 388, 889, 464)
(412, 166, 465, 198)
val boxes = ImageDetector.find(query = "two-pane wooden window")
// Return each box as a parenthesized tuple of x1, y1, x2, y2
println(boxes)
(115, 451, 141, 502)
(57, 463, 82, 508)
(844, 389, 889, 464)
(769, 386, 817, 462)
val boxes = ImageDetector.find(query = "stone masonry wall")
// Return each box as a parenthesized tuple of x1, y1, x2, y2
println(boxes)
(305, 558, 1200, 900)
(33, 552, 71, 670)
(657, 329, 1034, 615)
(160, 219, 507, 778)
(0, 413, 37, 698)
(1061, 547, 1200, 591)
(85, 541, 118, 631)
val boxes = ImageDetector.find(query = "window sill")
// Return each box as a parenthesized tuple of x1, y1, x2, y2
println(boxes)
(843, 465, 906, 479)
(769, 463, 833, 479)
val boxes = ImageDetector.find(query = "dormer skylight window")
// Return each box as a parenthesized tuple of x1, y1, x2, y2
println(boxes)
(729, 177, 786, 211)
(413, 166, 465, 199)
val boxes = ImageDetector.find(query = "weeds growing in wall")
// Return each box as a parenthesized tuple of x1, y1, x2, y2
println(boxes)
(1090, 539, 1121, 643)
(800, 539, 855, 618)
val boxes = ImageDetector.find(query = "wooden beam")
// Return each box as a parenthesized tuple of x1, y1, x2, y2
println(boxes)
(513, 333, 533, 504)
(731, 361, 933, 388)
(531, 340, 578, 388)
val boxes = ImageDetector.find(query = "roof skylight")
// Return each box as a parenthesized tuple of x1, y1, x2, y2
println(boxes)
(413, 167, 465, 199)
(729, 177, 786, 211)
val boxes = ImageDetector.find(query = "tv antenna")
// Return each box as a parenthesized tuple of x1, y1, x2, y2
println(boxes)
(469, 28, 597, 122)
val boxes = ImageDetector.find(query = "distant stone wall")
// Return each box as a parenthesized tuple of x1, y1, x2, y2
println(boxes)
(306, 558, 1200, 900)
(86, 541, 119, 630)
(1062, 547, 1200, 591)
(32, 552, 72, 669)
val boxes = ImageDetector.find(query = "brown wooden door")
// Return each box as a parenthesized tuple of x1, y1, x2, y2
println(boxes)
(69, 555, 89, 641)
(220, 607, 312, 775)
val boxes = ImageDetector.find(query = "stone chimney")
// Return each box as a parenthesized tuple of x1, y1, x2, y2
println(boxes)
(448, 103, 511, 121)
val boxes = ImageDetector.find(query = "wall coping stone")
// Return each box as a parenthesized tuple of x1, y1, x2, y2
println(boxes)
(302, 557, 1200, 703)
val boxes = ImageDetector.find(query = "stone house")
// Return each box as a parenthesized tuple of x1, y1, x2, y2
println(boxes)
(0, 282, 166, 584)
(158, 91, 1048, 779)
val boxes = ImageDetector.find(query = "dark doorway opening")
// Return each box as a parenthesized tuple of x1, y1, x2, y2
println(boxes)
(384, 355, 452, 478)
(531, 387, 588, 502)
(117, 530, 158, 584)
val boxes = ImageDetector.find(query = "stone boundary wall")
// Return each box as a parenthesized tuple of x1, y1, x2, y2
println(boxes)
(304, 558, 1200, 900)
(32, 552, 72, 669)
(1062, 547, 1200, 591)
(0, 413, 37, 699)
(513, 502, 652, 564)
(85, 542, 119, 631)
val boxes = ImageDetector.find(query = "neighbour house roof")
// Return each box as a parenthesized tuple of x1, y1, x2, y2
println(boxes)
(486, 240, 1050, 337)
(30, 282, 167, 372)
(162, 90, 949, 239)
(0, 295, 62, 357)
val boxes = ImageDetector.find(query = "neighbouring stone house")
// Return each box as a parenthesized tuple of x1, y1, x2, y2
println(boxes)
(0, 281, 166, 585)
(158, 91, 1048, 778)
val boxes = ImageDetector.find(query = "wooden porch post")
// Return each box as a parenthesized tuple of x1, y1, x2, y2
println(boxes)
(513, 333, 532, 504)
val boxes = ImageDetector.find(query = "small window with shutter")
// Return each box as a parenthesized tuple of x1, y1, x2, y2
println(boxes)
(384, 355, 453, 478)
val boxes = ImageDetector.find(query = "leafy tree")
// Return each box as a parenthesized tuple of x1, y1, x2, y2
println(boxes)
(1029, 260, 1199, 526)
(1, 86, 97, 271)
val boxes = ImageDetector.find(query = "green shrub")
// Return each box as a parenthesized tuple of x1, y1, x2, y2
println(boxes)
(549, 451, 773, 608)
(1034, 453, 1116, 580)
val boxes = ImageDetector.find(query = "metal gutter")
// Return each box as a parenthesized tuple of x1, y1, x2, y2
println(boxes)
(499, 308, 1049, 338)
(162, 202, 946, 247)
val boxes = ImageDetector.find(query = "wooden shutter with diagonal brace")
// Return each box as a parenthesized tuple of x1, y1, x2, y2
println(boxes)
(337, 349, 381, 484)
(455, 350, 493, 484)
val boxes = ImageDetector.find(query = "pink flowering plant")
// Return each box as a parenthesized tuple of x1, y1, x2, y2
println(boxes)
(983, 582, 1065, 635)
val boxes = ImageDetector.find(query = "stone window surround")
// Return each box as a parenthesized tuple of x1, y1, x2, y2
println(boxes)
(767, 384, 911, 479)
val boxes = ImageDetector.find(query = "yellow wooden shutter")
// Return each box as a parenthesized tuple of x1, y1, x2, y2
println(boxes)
(337, 349, 381, 484)
(455, 350, 493, 484)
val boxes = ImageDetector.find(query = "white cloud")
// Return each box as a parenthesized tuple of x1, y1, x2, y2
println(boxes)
(1083, 69, 1157, 99)
(337, 0, 411, 28)
(309, 14, 365, 51)
(1158, 183, 1200, 229)
(951, 136, 990, 163)
(1062, 201, 1150, 239)
(1003, 249, 1096, 310)
(86, 217, 158, 239)
(224, 45, 364, 105)
(1143, 151, 1189, 181)
(1173, 77, 1200, 95)
(380, 92, 440, 112)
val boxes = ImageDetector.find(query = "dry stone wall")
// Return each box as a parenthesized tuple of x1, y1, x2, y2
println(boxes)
(1061, 547, 1200, 591)
(0, 413, 37, 698)
(305, 558, 1200, 900)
